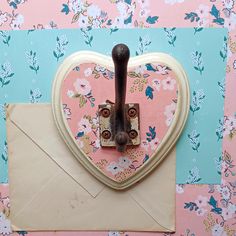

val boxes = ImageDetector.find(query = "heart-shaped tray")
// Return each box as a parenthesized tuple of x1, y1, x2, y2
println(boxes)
(52, 50, 190, 190)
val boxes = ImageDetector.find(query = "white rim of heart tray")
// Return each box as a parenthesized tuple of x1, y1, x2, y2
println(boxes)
(52, 51, 190, 190)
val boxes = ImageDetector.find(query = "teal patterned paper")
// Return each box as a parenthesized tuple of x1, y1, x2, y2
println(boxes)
(0, 28, 227, 184)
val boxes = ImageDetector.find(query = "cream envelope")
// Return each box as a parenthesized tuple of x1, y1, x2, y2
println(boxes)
(7, 104, 175, 232)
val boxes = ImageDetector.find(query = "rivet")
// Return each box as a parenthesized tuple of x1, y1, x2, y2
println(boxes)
(128, 130, 138, 139)
(102, 130, 111, 139)
(101, 108, 111, 118)
(128, 107, 137, 118)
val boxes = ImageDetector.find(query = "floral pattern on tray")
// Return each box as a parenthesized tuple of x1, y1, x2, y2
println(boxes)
(61, 62, 178, 181)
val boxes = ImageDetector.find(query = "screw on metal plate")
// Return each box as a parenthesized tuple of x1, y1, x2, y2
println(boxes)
(98, 44, 141, 152)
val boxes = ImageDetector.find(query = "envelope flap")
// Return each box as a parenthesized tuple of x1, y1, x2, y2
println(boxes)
(7, 104, 104, 197)
(7, 104, 175, 232)
(129, 148, 176, 231)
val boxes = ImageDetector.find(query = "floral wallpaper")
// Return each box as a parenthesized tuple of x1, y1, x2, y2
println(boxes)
(0, 27, 227, 184)
(0, 0, 236, 235)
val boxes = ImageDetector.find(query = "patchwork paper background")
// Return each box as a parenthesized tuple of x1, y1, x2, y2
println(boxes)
(0, 0, 236, 235)
(0, 27, 227, 184)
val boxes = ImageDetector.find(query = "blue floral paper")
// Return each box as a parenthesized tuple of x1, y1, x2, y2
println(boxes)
(0, 28, 227, 184)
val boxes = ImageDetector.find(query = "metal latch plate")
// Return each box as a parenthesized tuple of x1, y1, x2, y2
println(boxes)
(98, 103, 140, 147)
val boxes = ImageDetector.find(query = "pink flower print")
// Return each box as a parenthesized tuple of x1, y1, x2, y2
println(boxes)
(222, 0, 234, 10)
(166, 116, 174, 127)
(224, 18, 235, 31)
(197, 18, 209, 27)
(196, 4, 209, 19)
(164, 102, 177, 126)
(233, 60, 236, 69)
(223, 116, 236, 136)
(118, 156, 132, 168)
(196, 207, 207, 216)
(221, 161, 229, 174)
(230, 11, 236, 24)
(156, 65, 169, 75)
(67, 90, 75, 98)
(152, 79, 161, 91)
(149, 137, 159, 150)
(87, 4, 101, 18)
(0, 11, 8, 26)
(95, 65, 106, 73)
(94, 139, 101, 149)
(139, 8, 150, 18)
(68, 0, 85, 13)
(222, 207, 233, 220)
(73, 78, 91, 96)
(127, 2, 136, 16)
(227, 202, 236, 214)
(84, 68, 92, 77)
(164, 0, 184, 5)
(112, 16, 126, 28)
(0, 213, 5, 222)
(78, 118, 92, 134)
(162, 76, 176, 90)
(10, 14, 24, 30)
(1, 197, 9, 209)
(108, 232, 120, 236)
(138, 0, 150, 8)
(141, 139, 149, 151)
(92, 116, 99, 126)
(211, 224, 227, 236)
(78, 15, 89, 28)
(0, 213, 11, 235)
(91, 18, 102, 28)
(195, 195, 208, 208)
(224, 13, 236, 31)
(134, 65, 146, 74)
(220, 185, 231, 201)
(116, 2, 128, 18)
(176, 184, 184, 194)
(77, 139, 84, 149)
(106, 162, 123, 175)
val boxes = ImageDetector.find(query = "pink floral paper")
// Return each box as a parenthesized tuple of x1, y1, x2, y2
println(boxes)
(61, 63, 177, 182)
(0, 0, 236, 235)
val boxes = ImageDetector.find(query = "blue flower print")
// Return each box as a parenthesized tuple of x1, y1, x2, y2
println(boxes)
(29, 88, 42, 103)
(220, 36, 228, 62)
(218, 80, 225, 98)
(188, 130, 200, 152)
(186, 167, 202, 184)
(80, 27, 93, 46)
(53, 35, 69, 61)
(0, 103, 6, 121)
(0, 61, 14, 88)
(0, 31, 11, 46)
(1, 141, 8, 164)
(164, 28, 177, 46)
(26, 50, 39, 74)
(191, 51, 204, 75)
(210, 5, 225, 26)
(216, 118, 224, 141)
(136, 35, 151, 55)
(190, 89, 206, 115)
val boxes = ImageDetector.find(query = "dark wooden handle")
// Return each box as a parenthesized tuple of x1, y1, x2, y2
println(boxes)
(112, 44, 130, 152)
